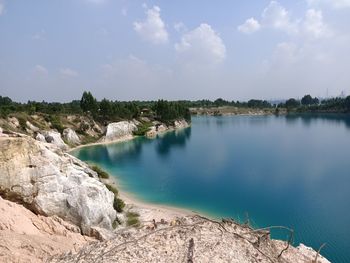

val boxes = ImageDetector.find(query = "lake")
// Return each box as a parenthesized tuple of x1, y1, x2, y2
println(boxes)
(72, 114, 350, 262)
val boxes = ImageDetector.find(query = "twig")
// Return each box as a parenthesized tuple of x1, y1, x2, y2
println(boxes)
(314, 243, 326, 263)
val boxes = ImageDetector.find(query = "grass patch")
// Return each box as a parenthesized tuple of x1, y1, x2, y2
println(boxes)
(133, 122, 153, 136)
(91, 165, 109, 179)
(126, 211, 140, 227)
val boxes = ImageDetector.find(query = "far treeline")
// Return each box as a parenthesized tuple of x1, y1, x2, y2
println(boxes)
(0, 91, 191, 124)
(1, 92, 350, 121)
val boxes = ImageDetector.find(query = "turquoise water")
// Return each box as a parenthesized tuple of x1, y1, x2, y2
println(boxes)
(72, 115, 350, 262)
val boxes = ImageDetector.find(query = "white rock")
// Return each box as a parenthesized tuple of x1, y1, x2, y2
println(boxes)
(26, 121, 39, 132)
(157, 124, 167, 133)
(63, 128, 80, 145)
(43, 130, 68, 150)
(104, 121, 137, 142)
(36, 133, 46, 142)
(7, 117, 19, 129)
(145, 126, 157, 138)
(174, 119, 189, 129)
(0, 135, 116, 236)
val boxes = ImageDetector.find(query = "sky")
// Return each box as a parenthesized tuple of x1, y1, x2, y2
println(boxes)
(0, 0, 350, 102)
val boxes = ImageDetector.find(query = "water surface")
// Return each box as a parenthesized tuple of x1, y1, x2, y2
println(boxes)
(72, 114, 350, 262)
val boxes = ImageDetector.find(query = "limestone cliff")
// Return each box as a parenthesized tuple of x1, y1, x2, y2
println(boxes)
(0, 133, 116, 236)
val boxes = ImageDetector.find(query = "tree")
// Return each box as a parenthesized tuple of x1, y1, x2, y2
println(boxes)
(80, 91, 98, 114)
(345, 96, 350, 111)
(285, 98, 300, 109)
(99, 98, 113, 119)
(301, 95, 319, 106)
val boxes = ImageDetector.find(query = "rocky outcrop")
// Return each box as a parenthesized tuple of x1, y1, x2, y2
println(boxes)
(63, 128, 80, 145)
(42, 130, 68, 150)
(50, 215, 330, 263)
(26, 121, 39, 132)
(0, 134, 116, 236)
(0, 196, 92, 263)
(35, 132, 46, 142)
(104, 121, 137, 142)
(174, 119, 189, 129)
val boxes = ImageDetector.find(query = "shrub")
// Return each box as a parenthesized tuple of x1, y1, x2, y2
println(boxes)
(133, 122, 152, 136)
(126, 211, 140, 227)
(91, 165, 109, 179)
(105, 184, 118, 196)
(114, 196, 125, 213)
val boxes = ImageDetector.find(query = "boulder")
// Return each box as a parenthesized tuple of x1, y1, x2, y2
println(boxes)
(26, 121, 39, 132)
(0, 135, 117, 236)
(104, 121, 137, 142)
(145, 126, 157, 138)
(174, 119, 189, 129)
(63, 128, 80, 145)
(35, 133, 46, 142)
(7, 116, 19, 129)
(43, 130, 68, 150)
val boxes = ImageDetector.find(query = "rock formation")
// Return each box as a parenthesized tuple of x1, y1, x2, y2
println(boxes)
(42, 130, 68, 150)
(0, 196, 92, 263)
(104, 121, 137, 142)
(0, 134, 116, 236)
(50, 215, 330, 263)
(63, 128, 81, 145)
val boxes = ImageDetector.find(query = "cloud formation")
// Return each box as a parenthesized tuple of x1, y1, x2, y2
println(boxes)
(134, 6, 168, 44)
(238, 1, 331, 39)
(60, 68, 78, 77)
(307, 0, 350, 9)
(175, 23, 226, 67)
(238, 18, 261, 34)
(34, 65, 48, 76)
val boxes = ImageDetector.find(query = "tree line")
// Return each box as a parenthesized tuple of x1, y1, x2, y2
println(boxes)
(1, 92, 350, 120)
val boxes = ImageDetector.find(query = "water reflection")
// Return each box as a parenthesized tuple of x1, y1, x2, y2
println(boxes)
(284, 113, 350, 129)
(155, 127, 191, 157)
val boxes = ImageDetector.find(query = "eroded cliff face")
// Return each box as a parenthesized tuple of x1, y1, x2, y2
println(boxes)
(0, 196, 92, 263)
(0, 134, 116, 236)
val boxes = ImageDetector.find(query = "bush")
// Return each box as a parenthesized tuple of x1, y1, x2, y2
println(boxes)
(133, 122, 152, 136)
(91, 165, 109, 179)
(105, 184, 118, 196)
(114, 196, 125, 213)
(126, 211, 140, 227)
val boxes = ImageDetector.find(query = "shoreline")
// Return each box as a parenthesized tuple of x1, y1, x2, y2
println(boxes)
(68, 124, 197, 222)
(104, 176, 197, 223)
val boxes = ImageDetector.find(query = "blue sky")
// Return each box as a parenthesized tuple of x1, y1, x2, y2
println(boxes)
(0, 0, 350, 102)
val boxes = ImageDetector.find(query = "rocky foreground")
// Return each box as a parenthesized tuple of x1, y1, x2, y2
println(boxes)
(0, 125, 330, 262)
(50, 215, 329, 263)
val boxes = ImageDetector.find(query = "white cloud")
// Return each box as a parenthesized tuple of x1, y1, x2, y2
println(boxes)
(307, 0, 350, 9)
(303, 9, 331, 38)
(60, 68, 78, 77)
(175, 23, 226, 67)
(261, 1, 298, 34)
(133, 6, 168, 45)
(0, 0, 4, 15)
(238, 1, 332, 39)
(34, 65, 48, 75)
(238, 18, 261, 34)
(174, 22, 187, 33)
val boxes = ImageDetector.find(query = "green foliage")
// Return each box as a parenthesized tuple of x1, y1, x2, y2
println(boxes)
(114, 196, 125, 213)
(133, 122, 152, 136)
(301, 95, 319, 106)
(285, 98, 300, 109)
(247, 99, 272, 109)
(126, 211, 140, 227)
(80, 91, 98, 114)
(91, 165, 109, 179)
(153, 100, 191, 123)
(105, 184, 118, 196)
(47, 115, 64, 133)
